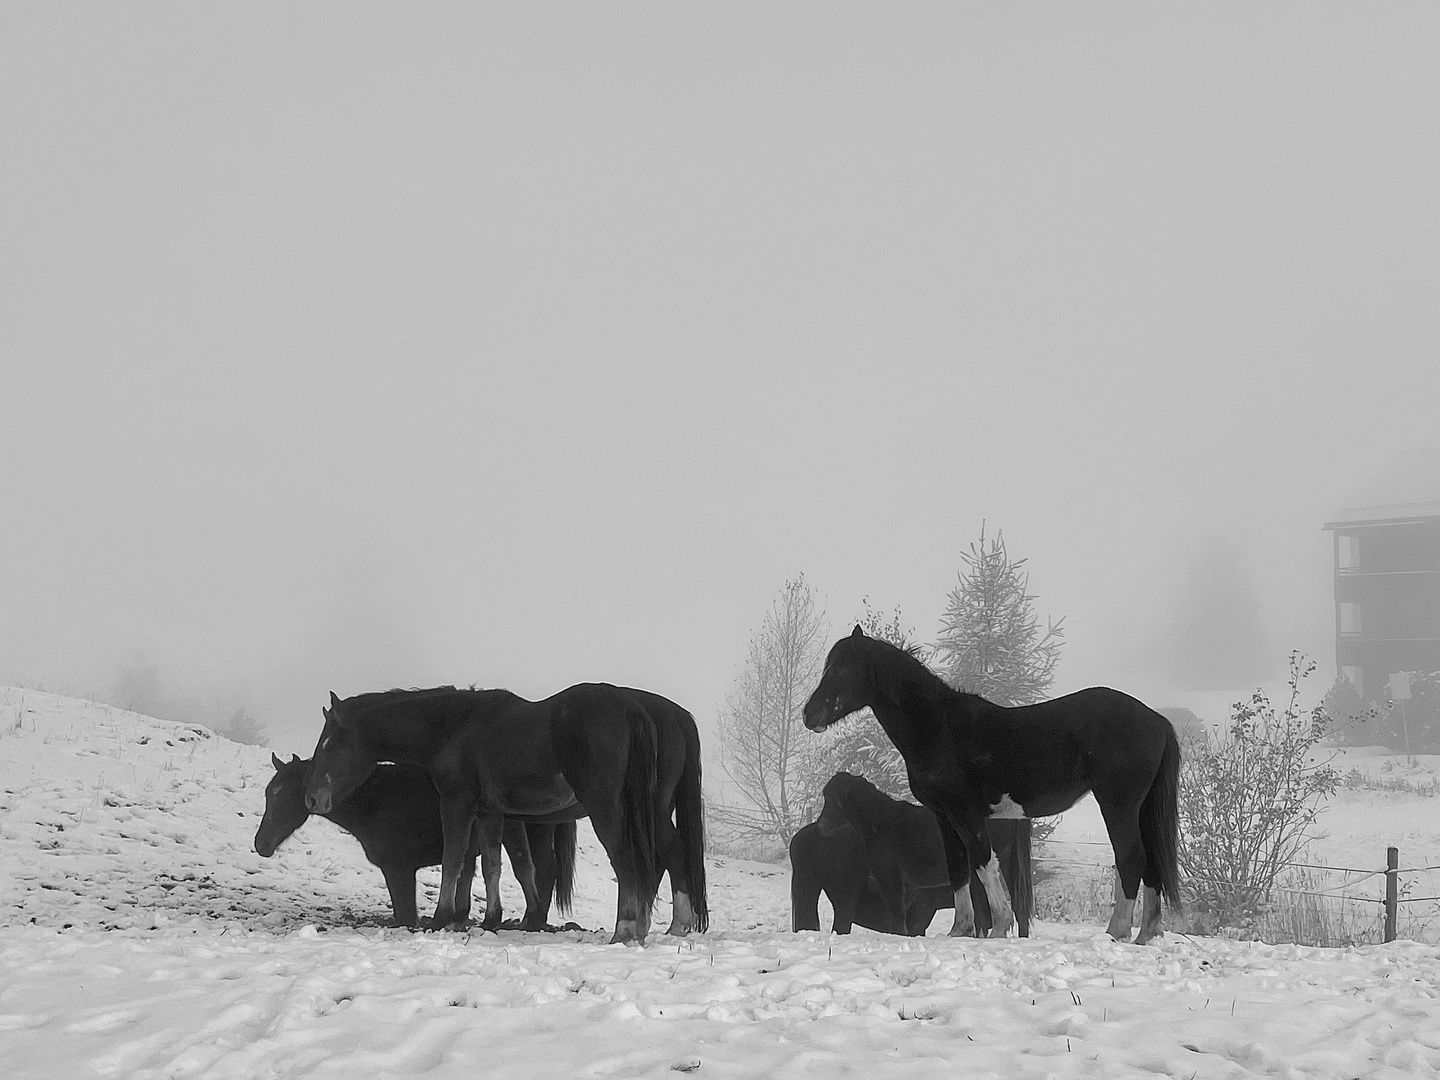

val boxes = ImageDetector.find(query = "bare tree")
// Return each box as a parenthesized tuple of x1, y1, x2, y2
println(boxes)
(933, 524, 1065, 705)
(714, 575, 830, 845)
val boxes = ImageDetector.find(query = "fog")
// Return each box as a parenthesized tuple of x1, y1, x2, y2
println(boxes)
(3, 6, 1436, 756)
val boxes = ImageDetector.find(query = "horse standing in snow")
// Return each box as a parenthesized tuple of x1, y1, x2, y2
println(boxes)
(254, 753, 577, 930)
(802, 626, 1181, 943)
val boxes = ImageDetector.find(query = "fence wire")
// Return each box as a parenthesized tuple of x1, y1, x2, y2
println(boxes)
(1034, 837, 1440, 943)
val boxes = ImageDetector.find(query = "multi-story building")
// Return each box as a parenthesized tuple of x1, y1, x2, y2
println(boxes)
(1322, 450, 1440, 702)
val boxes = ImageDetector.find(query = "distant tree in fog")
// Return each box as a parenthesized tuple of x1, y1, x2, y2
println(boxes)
(1163, 539, 1273, 691)
(111, 650, 164, 715)
(107, 652, 268, 745)
(212, 705, 270, 747)
(933, 525, 1066, 705)
(714, 575, 831, 844)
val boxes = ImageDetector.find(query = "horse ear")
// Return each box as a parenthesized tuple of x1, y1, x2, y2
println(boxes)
(290, 754, 301, 765)
(271, 752, 284, 769)
(329, 691, 341, 708)
(851, 624, 865, 639)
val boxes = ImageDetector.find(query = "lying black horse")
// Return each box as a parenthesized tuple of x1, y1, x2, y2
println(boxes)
(255, 753, 577, 929)
(306, 683, 702, 944)
(804, 627, 1181, 943)
(791, 772, 1032, 936)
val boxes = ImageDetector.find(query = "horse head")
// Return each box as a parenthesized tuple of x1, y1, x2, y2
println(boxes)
(254, 753, 311, 856)
(303, 692, 373, 814)
(817, 771, 873, 837)
(803, 625, 875, 731)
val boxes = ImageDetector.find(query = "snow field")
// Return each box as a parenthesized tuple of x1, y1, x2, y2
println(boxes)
(3, 688, 1440, 1078)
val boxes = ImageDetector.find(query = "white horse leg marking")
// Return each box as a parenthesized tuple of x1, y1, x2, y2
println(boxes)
(987, 793, 1026, 820)
(667, 890, 694, 936)
(949, 882, 976, 937)
(1106, 868, 1136, 940)
(1136, 885, 1164, 944)
(976, 852, 1014, 937)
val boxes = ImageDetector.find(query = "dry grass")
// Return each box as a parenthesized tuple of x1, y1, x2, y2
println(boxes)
(1031, 862, 1440, 947)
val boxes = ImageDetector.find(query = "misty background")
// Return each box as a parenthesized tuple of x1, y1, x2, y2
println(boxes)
(3, 6, 1436, 758)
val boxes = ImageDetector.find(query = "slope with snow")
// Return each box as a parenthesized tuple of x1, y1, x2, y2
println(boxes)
(3, 688, 1440, 1079)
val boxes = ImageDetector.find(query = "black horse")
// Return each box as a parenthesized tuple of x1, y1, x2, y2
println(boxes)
(305, 683, 674, 944)
(803, 627, 1181, 943)
(255, 753, 576, 929)
(791, 772, 1032, 937)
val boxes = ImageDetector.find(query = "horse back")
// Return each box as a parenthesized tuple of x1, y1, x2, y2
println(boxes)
(931, 687, 1173, 816)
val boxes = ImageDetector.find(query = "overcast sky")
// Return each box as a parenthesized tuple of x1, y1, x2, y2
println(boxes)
(3, 5, 1437, 755)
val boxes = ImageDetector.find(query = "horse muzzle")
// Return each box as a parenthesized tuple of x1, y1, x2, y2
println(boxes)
(801, 701, 832, 731)
(305, 787, 333, 814)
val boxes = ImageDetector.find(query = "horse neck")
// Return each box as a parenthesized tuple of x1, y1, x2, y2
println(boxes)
(351, 702, 450, 765)
(865, 659, 973, 759)
(851, 788, 903, 832)
(320, 797, 379, 841)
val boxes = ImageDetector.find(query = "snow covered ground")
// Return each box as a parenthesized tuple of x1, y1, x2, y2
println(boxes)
(4, 688, 1440, 1079)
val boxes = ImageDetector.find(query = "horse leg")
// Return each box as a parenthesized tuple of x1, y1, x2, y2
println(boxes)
(500, 820, 544, 930)
(1136, 885, 1165, 944)
(561, 706, 657, 946)
(934, 816, 977, 937)
(380, 865, 419, 928)
(973, 844, 1015, 939)
(831, 884, 857, 934)
(519, 823, 557, 931)
(455, 830, 478, 926)
(584, 803, 648, 945)
(792, 874, 822, 932)
(790, 828, 823, 932)
(656, 814, 696, 936)
(940, 811, 1013, 937)
(431, 801, 480, 930)
(473, 815, 507, 931)
(1097, 797, 1146, 942)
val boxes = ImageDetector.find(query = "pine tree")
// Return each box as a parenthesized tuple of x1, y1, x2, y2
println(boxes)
(933, 524, 1065, 705)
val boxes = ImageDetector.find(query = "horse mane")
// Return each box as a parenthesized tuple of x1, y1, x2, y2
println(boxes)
(334, 684, 521, 724)
(861, 634, 983, 708)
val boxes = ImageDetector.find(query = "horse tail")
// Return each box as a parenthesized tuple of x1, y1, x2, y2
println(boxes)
(1008, 818, 1034, 936)
(674, 706, 709, 933)
(621, 705, 659, 920)
(1141, 722, 1183, 909)
(554, 820, 577, 916)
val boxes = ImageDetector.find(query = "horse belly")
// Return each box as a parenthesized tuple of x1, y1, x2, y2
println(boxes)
(482, 774, 580, 817)
(1010, 782, 1090, 819)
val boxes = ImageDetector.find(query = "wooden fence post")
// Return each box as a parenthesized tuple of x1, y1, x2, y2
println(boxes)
(1384, 846, 1399, 943)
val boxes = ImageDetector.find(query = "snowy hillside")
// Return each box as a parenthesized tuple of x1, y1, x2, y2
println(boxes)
(3, 688, 1440, 1079)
